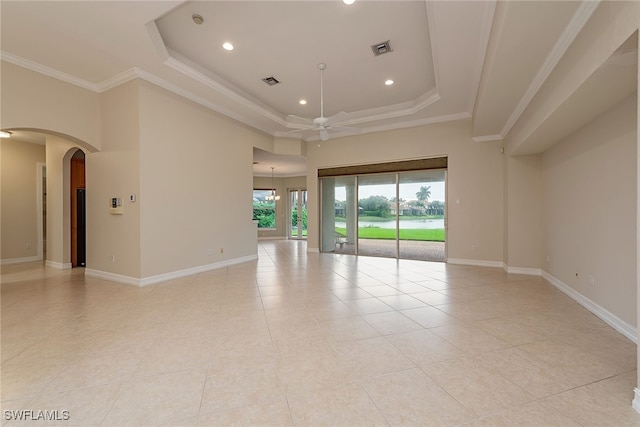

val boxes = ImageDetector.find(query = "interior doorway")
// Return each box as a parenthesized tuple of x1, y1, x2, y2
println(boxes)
(288, 189, 307, 239)
(70, 149, 86, 267)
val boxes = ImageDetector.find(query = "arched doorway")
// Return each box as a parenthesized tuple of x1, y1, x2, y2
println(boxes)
(70, 149, 86, 267)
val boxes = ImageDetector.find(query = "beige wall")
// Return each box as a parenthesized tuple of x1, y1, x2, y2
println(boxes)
(138, 81, 271, 278)
(542, 94, 637, 326)
(504, 154, 542, 270)
(86, 80, 142, 278)
(305, 119, 505, 263)
(0, 139, 45, 262)
(0, 61, 101, 150)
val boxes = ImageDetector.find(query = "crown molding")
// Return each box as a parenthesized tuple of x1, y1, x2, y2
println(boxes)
(0, 50, 100, 92)
(362, 112, 471, 135)
(147, 21, 289, 128)
(163, 52, 287, 127)
(97, 68, 140, 92)
(133, 67, 276, 136)
(472, 134, 503, 143)
(146, 19, 449, 132)
(424, 1, 441, 92)
(339, 91, 441, 127)
(275, 111, 471, 142)
(467, 0, 497, 114)
(499, 0, 600, 138)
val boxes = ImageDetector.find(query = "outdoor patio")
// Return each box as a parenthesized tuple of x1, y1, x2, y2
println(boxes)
(335, 239, 446, 262)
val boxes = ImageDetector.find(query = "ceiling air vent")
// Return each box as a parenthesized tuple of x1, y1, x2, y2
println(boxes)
(262, 76, 280, 86)
(371, 40, 393, 57)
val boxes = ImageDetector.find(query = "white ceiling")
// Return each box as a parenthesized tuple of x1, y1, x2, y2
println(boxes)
(1, 1, 636, 176)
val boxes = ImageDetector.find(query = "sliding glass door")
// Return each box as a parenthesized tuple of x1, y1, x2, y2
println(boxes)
(320, 168, 446, 262)
(398, 170, 446, 261)
(357, 174, 398, 258)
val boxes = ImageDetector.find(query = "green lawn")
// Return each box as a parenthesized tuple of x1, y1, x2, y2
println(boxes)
(335, 227, 445, 242)
(339, 215, 444, 222)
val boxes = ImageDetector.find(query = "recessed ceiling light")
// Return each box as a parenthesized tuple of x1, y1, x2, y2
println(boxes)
(385, 79, 394, 86)
(192, 14, 204, 25)
(222, 42, 234, 51)
(343, 0, 356, 5)
(299, 99, 307, 105)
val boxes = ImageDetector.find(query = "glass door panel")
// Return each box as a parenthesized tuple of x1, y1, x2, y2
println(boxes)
(357, 174, 397, 258)
(321, 176, 357, 253)
(398, 170, 446, 261)
(289, 189, 307, 239)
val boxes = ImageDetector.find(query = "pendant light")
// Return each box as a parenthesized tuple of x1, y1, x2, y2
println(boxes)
(265, 166, 280, 201)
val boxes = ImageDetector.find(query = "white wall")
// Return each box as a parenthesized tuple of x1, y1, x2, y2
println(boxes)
(542, 94, 637, 327)
(0, 140, 45, 262)
(305, 119, 505, 264)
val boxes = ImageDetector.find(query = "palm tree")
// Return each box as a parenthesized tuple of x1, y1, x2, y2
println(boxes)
(416, 186, 431, 205)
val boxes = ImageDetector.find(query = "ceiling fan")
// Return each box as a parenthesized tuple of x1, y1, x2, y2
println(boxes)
(285, 63, 360, 141)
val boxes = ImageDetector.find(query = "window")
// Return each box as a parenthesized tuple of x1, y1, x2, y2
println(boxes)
(253, 189, 276, 229)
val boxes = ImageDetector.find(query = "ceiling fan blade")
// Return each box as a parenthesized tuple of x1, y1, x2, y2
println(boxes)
(329, 125, 361, 134)
(285, 123, 315, 131)
(286, 114, 314, 126)
(283, 128, 305, 135)
(325, 111, 349, 125)
(319, 128, 330, 141)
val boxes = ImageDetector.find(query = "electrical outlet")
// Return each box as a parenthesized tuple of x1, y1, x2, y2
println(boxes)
(25, 243, 32, 249)
(207, 248, 213, 256)
(588, 274, 595, 287)
(471, 244, 477, 252)
(109, 255, 115, 262)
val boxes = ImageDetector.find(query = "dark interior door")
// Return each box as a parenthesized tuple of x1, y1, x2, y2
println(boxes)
(76, 189, 86, 267)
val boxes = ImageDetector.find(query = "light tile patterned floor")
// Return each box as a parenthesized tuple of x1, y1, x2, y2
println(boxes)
(1, 240, 638, 426)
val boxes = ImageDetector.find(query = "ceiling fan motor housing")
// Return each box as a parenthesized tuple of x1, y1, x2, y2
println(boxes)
(313, 117, 329, 126)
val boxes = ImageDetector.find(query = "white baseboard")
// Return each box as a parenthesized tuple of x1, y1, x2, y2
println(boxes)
(502, 264, 542, 276)
(45, 260, 72, 270)
(447, 258, 503, 268)
(542, 270, 638, 344)
(1, 255, 42, 266)
(84, 268, 140, 286)
(85, 254, 259, 287)
(633, 388, 640, 414)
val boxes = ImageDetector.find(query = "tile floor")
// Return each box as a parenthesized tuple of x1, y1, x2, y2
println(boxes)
(1, 240, 638, 426)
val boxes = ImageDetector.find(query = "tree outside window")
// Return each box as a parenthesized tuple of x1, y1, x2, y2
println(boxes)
(253, 189, 276, 229)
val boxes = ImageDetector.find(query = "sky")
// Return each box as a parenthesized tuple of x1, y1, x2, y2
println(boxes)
(335, 181, 445, 202)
